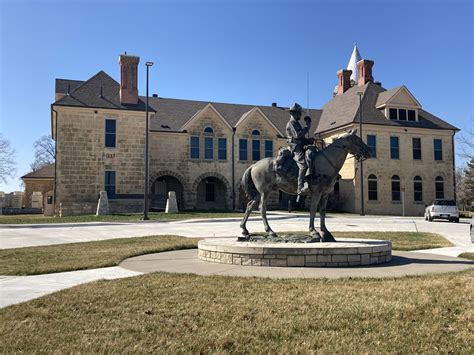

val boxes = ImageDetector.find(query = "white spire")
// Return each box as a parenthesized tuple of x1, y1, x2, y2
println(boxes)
(347, 43, 362, 82)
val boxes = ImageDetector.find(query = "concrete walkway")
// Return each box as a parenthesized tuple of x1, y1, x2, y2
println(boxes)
(120, 249, 474, 279)
(1, 214, 472, 254)
(0, 267, 142, 308)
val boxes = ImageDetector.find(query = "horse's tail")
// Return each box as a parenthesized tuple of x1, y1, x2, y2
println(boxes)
(241, 165, 258, 200)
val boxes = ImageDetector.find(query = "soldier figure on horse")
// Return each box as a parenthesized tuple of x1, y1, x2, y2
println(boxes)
(286, 102, 321, 196)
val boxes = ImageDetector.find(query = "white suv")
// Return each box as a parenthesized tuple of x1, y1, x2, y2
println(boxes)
(425, 199, 459, 223)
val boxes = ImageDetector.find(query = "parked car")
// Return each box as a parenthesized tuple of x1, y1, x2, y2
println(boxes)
(424, 199, 459, 222)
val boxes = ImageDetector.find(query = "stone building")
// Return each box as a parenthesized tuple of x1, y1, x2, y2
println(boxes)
(21, 163, 55, 209)
(51, 48, 458, 216)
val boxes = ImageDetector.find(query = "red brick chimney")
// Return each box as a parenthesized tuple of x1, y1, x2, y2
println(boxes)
(357, 59, 374, 86)
(118, 54, 140, 105)
(336, 69, 352, 95)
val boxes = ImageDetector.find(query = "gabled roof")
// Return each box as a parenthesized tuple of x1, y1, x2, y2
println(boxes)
(53, 71, 152, 112)
(316, 82, 459, 134)
(55, 79, 84, 94)
(375, 85, 421, 108)
(149, 97, 322, 136)
(234, 107, 284, 136)
(21, 164, 55, 179)
(180, 103, 233, 131)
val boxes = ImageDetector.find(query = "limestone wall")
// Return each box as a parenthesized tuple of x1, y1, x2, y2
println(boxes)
(23, 179, 54, 208)
(322, 124, 455, 216)
(55, 106, 146, 215)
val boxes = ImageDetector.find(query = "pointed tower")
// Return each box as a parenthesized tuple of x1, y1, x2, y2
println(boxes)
(347, 43, 362, 82)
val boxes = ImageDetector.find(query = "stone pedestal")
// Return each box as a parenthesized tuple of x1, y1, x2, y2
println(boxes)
(96, 191, 110, 215)
(165, 191, 178, 213)
(198, 238, 392, 267)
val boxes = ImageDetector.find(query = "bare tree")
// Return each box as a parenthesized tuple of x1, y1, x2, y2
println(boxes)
(0, 134, 17, 184)
(456, 117, 473, 160)
(31, 135, 55, 171)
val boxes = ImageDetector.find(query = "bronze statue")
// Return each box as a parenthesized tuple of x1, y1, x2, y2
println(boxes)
(286, 103, 314, 195)
(239, 129, 370, 242)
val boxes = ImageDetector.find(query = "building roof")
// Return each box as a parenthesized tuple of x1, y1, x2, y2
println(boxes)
(53, 69, 458, 136)
(347, 44, 362, 82)
(53, 71, 152, 112)
(148, 97, 322, 136)
(55, 79, 84, 94)
(315, 82, 459, 134)
(21, 164, 55, 179)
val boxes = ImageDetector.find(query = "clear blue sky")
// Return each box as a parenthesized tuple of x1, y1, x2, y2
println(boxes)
(0, 0, 472, 192)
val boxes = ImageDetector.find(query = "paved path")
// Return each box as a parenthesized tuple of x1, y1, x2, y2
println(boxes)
(1, 214, 472, 254)
(120, 249, 474, 279)
(0, 267, 142, 308)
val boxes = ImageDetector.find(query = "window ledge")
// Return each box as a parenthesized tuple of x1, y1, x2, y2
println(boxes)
(391, 201, 402, 204)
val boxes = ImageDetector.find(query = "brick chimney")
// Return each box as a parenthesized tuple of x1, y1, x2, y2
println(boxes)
(336, 69, 352, 95)
(357, 59, 374, 86)
(118, 54, 140, 105)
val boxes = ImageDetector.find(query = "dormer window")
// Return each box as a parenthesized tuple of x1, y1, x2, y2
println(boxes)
(388, 108, 417, 122)
(376, 86, 421, 123)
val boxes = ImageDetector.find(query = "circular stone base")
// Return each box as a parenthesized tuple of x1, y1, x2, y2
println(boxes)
(198, 238, 392, 267)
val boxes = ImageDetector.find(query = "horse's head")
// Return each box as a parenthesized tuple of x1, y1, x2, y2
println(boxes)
(276, 147, 292, 161)
(338, 129, 371, 161)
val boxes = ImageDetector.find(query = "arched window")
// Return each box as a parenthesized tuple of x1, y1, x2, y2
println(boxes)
(413, 176, 423, 202)
(368, 174, 377, 201)
(203, 127, 213, 159)
(252, 130, 260, 161)
(391, 175, 401, 201)
(435, 176, 444, 199)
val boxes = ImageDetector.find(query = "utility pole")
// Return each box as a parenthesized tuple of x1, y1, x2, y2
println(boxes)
(143, 61, 154, 220)
(357, 91, 365, 216)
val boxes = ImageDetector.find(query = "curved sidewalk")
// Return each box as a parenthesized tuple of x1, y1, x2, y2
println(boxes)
(120, 249, 474, 279)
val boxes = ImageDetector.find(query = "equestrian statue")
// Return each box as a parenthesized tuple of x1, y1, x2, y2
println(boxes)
(239, 103, 371, 242)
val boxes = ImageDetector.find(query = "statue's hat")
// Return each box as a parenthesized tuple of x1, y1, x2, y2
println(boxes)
(289, 103, 303, 113)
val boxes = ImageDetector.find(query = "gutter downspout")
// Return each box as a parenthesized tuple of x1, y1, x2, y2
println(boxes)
(232, 127, 236, 211)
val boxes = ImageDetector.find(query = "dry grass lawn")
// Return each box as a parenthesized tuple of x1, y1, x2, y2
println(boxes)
(0, 232, 452, 276)
(0, 270, 472, 353)
(0, 235, 198, 275)
(332, 231, 452, 251)
(0, 211, 245, 224)
(0, 232, 451, 276)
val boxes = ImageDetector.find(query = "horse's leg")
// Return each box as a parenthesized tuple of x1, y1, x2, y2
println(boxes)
(319, 194, 336, 242)
(309, 192, 321, 241)
(240, 195, 260, 237)
(260, 192, 277, 238)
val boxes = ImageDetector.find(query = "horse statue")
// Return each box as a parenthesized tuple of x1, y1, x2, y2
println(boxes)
(239, 129, 371, 242)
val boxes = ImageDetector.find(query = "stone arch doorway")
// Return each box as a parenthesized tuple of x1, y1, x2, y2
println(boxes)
(150, 175, 184, 211)
(195, 176, 228, 211)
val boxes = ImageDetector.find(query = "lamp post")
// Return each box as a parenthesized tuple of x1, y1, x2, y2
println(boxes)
(357, 91, 365, 216)
(143, 61, 154, 220)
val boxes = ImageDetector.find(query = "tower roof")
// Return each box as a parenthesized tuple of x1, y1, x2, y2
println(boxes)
(347, 43, 362, 82)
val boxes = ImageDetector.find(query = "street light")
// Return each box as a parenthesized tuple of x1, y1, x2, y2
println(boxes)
(357, 91, 365, 216)
(143, 61, 154, 220)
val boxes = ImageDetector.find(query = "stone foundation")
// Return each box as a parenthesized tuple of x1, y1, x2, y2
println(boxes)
(198, 238, 392, 267)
